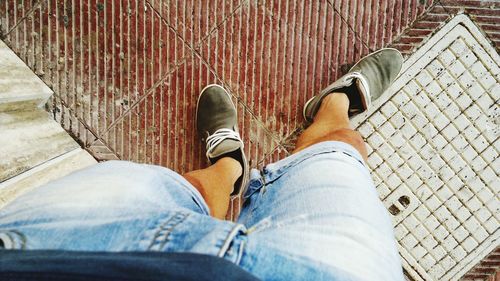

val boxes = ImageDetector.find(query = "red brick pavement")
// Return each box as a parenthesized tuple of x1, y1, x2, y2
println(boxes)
(390, 0, 500, 54)
(0, 0, 443, 172)
(462, 247, 499, 281)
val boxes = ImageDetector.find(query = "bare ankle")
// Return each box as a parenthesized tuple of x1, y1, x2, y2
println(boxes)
(320, 92, 349, 109)
(214, 157, 242, 182)
(182, 167, 233, 219)
(313, 93, 350, 124)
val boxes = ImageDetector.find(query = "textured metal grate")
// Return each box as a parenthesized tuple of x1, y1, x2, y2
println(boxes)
(352, 15, 499, 281)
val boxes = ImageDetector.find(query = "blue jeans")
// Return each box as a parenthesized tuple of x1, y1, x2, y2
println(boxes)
(0, 141, 404, 281)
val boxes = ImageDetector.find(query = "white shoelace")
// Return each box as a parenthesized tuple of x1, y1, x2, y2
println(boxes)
(205, 128, 243, 158)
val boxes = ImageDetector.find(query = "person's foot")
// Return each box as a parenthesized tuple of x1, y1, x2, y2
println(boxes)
(303, 48, 403, 122)
(196, 84, 248, 196)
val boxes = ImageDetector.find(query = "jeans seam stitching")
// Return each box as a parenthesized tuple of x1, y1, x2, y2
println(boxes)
(267, 147, 366, 183)
(217, 224, 246, 258)
(147, 212, 190, 251)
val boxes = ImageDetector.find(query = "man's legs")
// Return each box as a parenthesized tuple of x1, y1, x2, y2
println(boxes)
(236, 93, 404, 280)
(183, 157, 241, 219)
(293, 93, 367, 160)
(0, 160, 242, 252)
(186, 84, 248, 220)
(186, 92, 367, 220)
(236, 49, 405, 280)
(184, 93, 363, 220)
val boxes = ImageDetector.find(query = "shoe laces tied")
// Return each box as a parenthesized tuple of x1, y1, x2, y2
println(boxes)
(205, 128, 243, 158)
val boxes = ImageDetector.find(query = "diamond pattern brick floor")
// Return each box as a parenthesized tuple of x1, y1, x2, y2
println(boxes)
(0, 0, 499, 280)
(389, 1, 500, 54)
(0, 0, 443, 171)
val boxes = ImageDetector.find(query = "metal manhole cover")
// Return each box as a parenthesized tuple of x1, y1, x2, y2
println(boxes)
(351, 15, 499, 281)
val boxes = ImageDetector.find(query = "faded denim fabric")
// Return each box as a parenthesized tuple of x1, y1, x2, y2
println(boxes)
(0, 141, 404, 281)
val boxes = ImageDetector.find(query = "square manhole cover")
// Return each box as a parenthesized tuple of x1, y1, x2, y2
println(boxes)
(351, 15, 499, 281)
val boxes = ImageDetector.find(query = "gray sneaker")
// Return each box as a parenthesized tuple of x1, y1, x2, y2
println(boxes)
(196, 84, 248, 196)
(303, 48, 403, 122)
